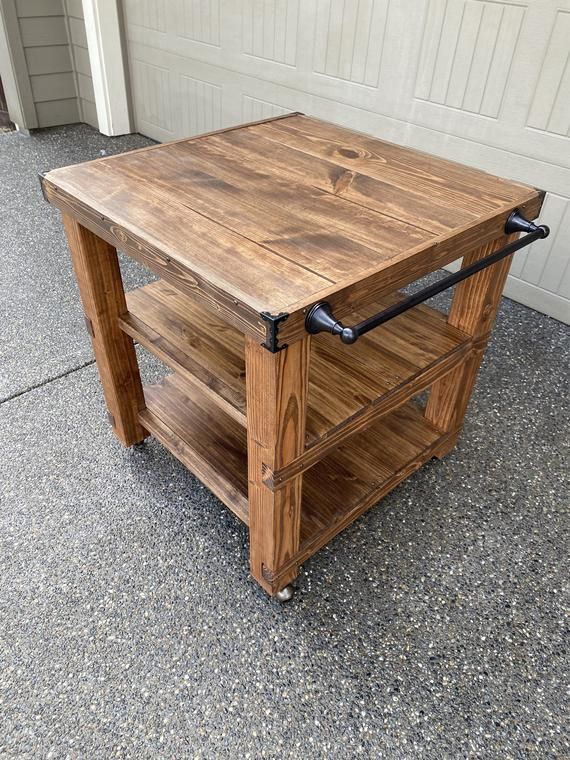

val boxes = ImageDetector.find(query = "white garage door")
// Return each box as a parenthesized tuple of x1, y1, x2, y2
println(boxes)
(122, 0, 570, 323)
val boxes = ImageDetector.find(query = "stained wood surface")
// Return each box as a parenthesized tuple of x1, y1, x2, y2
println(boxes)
(62, 216, 147, 446)
(245, 336, 310, 594)
(141, 375, 249, 524)
(121, 281, 247, 426)
(122, 280, 470, 455)
(426, 234, 516, 437)
(298, 401, 443, 562)
(42, 113, 544, 342)
(138, 371, 447, 587)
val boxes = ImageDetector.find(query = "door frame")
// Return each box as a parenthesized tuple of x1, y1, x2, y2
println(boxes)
(81, 0, 131, 136)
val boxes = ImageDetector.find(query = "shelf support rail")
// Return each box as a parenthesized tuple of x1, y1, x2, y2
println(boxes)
(306, 210, 550, 345)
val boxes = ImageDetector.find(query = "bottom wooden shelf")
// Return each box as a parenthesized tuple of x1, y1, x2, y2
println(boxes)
(140, 374, 453, 567)
(140, 374, 249, 524)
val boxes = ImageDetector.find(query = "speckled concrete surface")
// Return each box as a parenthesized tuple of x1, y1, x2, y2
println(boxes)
(0, 125, 153, 402)
(1, 126, 569, 758)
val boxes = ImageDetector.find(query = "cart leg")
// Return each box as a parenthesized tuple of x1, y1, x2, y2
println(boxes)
(426, 233, 516, 455)
(245, 335, 310, 597)
(62, 215, 147, 446)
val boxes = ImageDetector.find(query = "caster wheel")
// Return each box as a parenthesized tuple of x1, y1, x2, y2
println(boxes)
(275, 585, 295, 603)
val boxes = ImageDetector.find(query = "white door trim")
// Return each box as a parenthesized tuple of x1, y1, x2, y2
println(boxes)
(81, 0, 131, 136)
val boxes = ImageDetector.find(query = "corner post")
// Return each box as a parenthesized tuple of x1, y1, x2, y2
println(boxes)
(62, 215, 147, 446)
(245, 335, 310, 596)
(426, 233, 517, 448)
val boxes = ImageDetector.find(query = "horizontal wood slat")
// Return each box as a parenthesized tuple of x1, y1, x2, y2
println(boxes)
(252, 117, 533, 208)
(122, 280, 470, 474)
(140, 372, 447, 568)
(140, 376, 249, 524)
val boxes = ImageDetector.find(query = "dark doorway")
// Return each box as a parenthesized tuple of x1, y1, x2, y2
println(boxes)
(0, 77, 15, 130)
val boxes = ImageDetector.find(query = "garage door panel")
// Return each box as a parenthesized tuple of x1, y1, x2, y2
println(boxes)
(123, 0, 168, 33)
(130, 58, 176, 138)
(526, 9, 570, 136)
(241, 94, 291, 122)
(241, 0, 298, 66)
(179, 73, 223, 135)
(178, 0, 221, 47)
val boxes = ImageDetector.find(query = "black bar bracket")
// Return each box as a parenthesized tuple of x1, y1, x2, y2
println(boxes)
(260, 311, 289, 353)
(306, 209, 549, 345)
(505, 209, 549, 236)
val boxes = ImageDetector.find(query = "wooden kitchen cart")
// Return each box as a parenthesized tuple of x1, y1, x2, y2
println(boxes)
(41, 114, 548, 600)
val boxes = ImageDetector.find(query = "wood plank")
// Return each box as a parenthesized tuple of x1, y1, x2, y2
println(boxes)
(447, 234, 518, 336)
(42, 162, 332, 314)
(110, 143, 432, 283)
(305, 290, 468, 439)
(42, 178, 268, 342)
(122, 281, 470, 463)
(271, 341, 469, 487)
(275, 427, 456, 587)
(166, 137, 432, 257)
(276, 191, 544, 346)
(300, 400, 440, 546)
(207, 129, 476, 234)
(251, 120, 510, 216)
(93, 110, 303, 167)
(426, 234, 516, 439)
(121, 281, 246, 425)
(62, 216, 147, 446)
(141, 376, 249, 524)
(246, 336, 310, 595)
(261, 116, 535, 206)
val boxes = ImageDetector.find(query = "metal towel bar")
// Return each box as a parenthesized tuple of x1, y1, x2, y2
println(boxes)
(305, 210, 550, 344)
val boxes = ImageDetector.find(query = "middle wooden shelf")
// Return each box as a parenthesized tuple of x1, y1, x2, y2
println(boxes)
(120, 280, 471, 464)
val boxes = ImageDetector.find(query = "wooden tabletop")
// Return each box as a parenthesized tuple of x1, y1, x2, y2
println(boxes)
(41, 113, 543, 345)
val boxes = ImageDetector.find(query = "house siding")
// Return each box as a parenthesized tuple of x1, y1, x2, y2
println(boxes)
(9, 0, 97, 129)
(16, 0, 79, 127)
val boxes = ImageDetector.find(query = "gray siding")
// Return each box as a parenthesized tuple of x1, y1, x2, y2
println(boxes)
(8, 0, 97, 129)
(17, 0, 79, 126)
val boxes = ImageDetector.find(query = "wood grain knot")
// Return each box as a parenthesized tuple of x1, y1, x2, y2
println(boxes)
(337, 148, 361, 159)
(110, 225, 128, 244)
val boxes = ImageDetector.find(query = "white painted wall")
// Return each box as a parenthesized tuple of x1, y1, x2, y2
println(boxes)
(120, 0, 569, 322)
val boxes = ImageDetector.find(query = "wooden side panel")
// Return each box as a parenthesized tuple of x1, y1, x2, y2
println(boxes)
(141, 376, 249, 524)
(426, 233, 516, 439)
(245, 336, 310, 595)
(62, 215, 147, 446)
